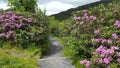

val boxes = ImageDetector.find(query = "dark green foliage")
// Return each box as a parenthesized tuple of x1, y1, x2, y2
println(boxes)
(50, 0, 120, 67)
(8, 0, 38, 13)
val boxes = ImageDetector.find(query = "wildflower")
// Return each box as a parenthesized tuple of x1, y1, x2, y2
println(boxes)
(73, 17, 80, 21)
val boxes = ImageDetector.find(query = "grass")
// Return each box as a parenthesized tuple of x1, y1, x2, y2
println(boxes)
(55, 37, 85, 68)
(0, 42, 41, 68)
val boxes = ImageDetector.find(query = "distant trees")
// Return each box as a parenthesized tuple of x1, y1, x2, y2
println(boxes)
(8, 0, 38, 13)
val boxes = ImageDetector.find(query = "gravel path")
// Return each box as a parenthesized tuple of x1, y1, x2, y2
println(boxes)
(39, 37, 75, 68)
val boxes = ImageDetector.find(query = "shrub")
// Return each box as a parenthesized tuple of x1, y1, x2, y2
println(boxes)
(0, 11, 49, 53)
(54, 0, 120, 68)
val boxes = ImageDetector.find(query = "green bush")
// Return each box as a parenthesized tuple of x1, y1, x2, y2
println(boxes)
(52, 0, 120, 68)
(0, 11, 49, 53)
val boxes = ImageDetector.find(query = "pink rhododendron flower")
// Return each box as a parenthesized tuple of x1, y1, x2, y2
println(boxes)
(100, 52, 106, 57)
(95, 45, 104, 53)
(117, 52, 120, 56)
(114, 20, 120, 26)
(108, 57, 113, 62)
(107, 49, 114, 54)
(93, 59, 99, 62)
(4, 23, 9, 26)
(90, 16, 94, 19)
(86, 61, 90, 68)
(83, 10, 87, 13)
(99, 59, 104, 63)
(117, 58, 120, 63)
(100, 18, 104, 22)
(107, 40, 112, 44)
(19, 16, 23, 19)
(80, 60, 90, 68)
(80, 60, 87, 64)
(104, 58, 110, 64)
(102, 39, 107, 43)
(0, 33, 5, 37)
(94, 39, 101, 42)
(13, 36, 17, 39)
(93, 16, 97, 20)
(84, 13, 87, 17)
(112, 33, 119, 40)
(9, 31, 14, 34)
(94, 30, 100, 35)
(111, 46, 119, 50)
(90, 21, 93, 24)
(73, 17, 80, 21)
(85, 16, 89, 20)
(80, 21, 84, 25)
(117, 24, 120, 28)
(5, 34, 9, 39)
(28, 18, 32, 22)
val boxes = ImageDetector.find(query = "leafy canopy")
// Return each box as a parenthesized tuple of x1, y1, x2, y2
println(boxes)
(8, 0, 38, 13)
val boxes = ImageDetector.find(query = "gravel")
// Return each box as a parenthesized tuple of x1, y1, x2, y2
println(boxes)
(39, 38, 75, 68)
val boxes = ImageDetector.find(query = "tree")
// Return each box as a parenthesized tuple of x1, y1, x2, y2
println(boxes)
(8, 0, 38, 13)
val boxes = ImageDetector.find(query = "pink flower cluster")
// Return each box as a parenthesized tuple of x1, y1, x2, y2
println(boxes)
(0, 12, 33, 39)
(94, 45, 120, 64)
(73, 17, 80, 21)
(92, 38, 112, 44)
(114, 20, 120, 28)
(73, 10, 98, 26)
(112, 33, 119, 40)
(80, 60, 90, 68)
(94, 29, 100, 35)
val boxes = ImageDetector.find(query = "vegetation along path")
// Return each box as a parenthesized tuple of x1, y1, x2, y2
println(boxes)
(39, 37, 75, 68)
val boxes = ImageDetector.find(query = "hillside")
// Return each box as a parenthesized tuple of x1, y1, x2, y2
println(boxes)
(51, 0, 112, 21)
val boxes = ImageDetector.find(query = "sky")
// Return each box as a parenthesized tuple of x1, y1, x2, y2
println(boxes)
(0, 0, 100, 15)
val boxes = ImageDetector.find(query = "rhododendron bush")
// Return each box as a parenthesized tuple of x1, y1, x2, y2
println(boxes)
(0, 11, 49, 51)
(55, 0, 120, 68)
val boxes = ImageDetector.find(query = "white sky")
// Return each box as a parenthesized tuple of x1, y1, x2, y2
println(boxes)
(0, 0, 100, 15)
